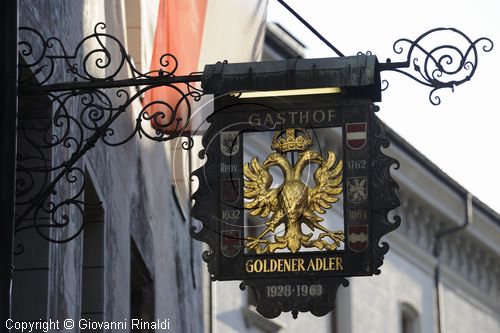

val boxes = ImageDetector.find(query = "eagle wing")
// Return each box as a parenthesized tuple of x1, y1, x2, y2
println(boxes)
(243, 157, 279, 217)
(307, 152, 343, 215)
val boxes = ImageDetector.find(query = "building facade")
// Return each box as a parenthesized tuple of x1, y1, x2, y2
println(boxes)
(15, 1, 206, 331)
(8, 1, 500, 333)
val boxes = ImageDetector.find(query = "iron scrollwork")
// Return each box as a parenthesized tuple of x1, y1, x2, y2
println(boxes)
(19, 22, 181, 85)
(16, 23, 203, 251)
(370, 114, 401, 273)
(380, 27, 493, 105)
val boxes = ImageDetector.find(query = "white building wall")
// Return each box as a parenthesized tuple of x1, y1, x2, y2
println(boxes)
(441, 285, 500, 333)
(347, 231, 500, 333)
(213, 281, 255, 333)
(346, 249, 435, 333)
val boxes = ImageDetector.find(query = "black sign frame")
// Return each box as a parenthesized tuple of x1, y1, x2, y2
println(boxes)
(192, 93, 400, 318)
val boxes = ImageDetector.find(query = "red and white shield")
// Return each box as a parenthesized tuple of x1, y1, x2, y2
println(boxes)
(346, 123, 367, 150)
(348, 225, 368, 252)
(221, 230, 241, 258)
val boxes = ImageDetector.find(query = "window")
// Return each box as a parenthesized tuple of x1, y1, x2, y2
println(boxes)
(130, 238, 154, 332)
(400, 303, 420, 333)
(80, 172, 105, 327)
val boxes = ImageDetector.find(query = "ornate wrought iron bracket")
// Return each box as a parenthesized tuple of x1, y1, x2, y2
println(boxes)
(16, 23, 203, 251)
(378, 27, 494, 105)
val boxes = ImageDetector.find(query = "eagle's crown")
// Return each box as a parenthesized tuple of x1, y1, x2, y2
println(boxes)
(271, 128, 312, 153)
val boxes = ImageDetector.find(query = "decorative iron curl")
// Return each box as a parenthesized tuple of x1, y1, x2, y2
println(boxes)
(381, 27, 493, 105)
(19, 22, 180, 86)
(16, 23, 204, 250)
(381, 79, 389, 92)
(357, 50, 373, 56)
(15, 82, 201, 248)
(370, 114, 401, 274)
(14, 166, 86, 254)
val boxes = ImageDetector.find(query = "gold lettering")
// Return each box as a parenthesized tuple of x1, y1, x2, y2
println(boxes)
(254, 259, 263, 273)
(306, 258, 315, 271)
(336, 257, 343, 270)
(318, 258, 325, 271)
(246, 257, 340, 273)
(297, 258, 305, 271)
(269, 259, 277, 272)
(303, 257, 346, 271)
(245, 260, 254, 273)
(284, 259, 291, 272)
(328, 257, 335, 271)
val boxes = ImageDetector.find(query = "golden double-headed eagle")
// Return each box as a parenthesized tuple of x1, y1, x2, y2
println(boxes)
(244, 128, 344, 254)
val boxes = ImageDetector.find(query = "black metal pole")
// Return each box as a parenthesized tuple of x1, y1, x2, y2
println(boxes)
(276, 0, 345, 57)
(19, 74, 203, 95)
(433, 263, 442, 333)
(0, 0, 18, 331)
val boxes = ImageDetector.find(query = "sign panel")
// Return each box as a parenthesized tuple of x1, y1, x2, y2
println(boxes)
(191, 94, 399, 318)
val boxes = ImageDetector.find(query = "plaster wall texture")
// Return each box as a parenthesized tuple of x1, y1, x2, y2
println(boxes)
(345, 250, 435, 333)
(343, 236, 500, 333)
(213, 281, 252, 333)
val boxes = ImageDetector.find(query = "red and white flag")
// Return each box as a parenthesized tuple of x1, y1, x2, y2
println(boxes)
(346, 122, 367, 149)
(142, 0, 208, 134)
(143, 0, 268, 134)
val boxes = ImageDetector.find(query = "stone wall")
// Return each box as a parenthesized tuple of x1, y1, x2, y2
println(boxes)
(16, 0, 205, 331)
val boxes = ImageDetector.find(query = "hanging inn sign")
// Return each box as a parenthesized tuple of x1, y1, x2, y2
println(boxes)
(10, 19, 492, 326)
(192, 55, 401, 318)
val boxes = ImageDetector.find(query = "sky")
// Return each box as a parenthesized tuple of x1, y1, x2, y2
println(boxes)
(267, 0, 500, 214)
